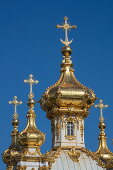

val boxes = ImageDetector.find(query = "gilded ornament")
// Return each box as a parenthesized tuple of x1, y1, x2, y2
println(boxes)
(6, 165, 13, 170)
(65, 135, 76, 140)
(68, 148, 80, 162)
(66, 116, 76, 123)
(16, 166, 26, 170)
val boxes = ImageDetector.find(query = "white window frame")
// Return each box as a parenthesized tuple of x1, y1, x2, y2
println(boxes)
(67, 122, 74, 136)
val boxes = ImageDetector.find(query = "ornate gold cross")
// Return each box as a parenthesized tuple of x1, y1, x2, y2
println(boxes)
(9, 96, 22, 115)
(95, 100, 108, 121)
(24, 74, 38, 99)
(56, 16, 77, 46)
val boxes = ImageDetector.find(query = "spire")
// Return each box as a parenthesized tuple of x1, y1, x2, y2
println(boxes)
(19, 74, 45, 150)
(2, 96, 22, 166)
(56, 16, 77, 46)
(9, 96, 22, 139)
(24, 74, 38, 128)
(56, 17, 77, 66)
(95, 99, 113, 160)
(9, 96, 22, 136)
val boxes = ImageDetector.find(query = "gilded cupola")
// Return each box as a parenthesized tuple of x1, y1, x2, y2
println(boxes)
(40, 17, 96, 120)
(2, 96, 22, 166)
(18, 74, 45, 149)
(95, 100, 113, 161)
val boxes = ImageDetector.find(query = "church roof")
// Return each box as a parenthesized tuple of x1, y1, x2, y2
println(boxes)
(51, 150, 104, 170)
(46, 147, 113, 170)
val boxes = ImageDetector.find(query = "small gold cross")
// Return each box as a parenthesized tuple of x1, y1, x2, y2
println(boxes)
(24, 74, 38, 99)
(9, 96, 22, 114)
(56, 16, 77, 46)
(95, 99, 108, 121)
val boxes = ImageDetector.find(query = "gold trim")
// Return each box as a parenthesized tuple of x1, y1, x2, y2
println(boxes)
(65, 135, 76, 140)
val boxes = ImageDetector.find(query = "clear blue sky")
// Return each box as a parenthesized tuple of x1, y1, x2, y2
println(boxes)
(0, 0, 113, 169)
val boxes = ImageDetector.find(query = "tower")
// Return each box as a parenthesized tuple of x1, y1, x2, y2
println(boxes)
(40, 17, 96, 149)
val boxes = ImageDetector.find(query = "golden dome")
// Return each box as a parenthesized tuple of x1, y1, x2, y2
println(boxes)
(2, 146, 20, 165)
(40, 46, 96, 119)
(18, 75, 45, 148)
(18, 98, 45, 147)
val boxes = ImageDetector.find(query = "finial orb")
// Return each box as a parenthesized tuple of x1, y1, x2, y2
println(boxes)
(62, 46, 72, 56)
(64, 16, 68, 21)
(12, 118, 19, 127)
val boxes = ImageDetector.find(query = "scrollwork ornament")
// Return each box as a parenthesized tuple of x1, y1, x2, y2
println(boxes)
(66, 116, 76, 123)
(68, 148, 80, 162)
(16, 166, 26, 170)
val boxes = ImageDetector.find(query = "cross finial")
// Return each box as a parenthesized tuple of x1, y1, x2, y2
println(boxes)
(56, 16, 77, 46)
(9, 96, 22, 114)
(24, 74, 38, 99)
(95, 99, 108, 121)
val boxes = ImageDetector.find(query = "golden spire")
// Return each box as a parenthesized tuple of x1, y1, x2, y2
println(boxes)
(2, 96, 22, 165)
(24, 74, 38, 99)
(9, 96, 22, 135)
(56, 16, 77, 46)
(8, 96, 22, 135)
(95, 99, 113, 160)
(19, 74, 45, 149)
(56, 17, 77, 66)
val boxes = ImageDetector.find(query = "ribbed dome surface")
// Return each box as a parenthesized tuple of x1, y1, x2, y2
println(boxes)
(51, 150, 105, 170)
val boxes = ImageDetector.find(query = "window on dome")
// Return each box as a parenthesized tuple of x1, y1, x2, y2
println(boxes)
(67, 122, 74, 136)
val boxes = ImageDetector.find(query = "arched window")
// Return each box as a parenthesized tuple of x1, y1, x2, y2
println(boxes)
(67, 122, 74, 136)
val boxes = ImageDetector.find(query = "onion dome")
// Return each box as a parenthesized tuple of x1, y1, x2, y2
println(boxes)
(18, 75, 45, 148)
(19, 98, 45, 148)
(40, 17, 96, 119)
(2, 96, 22, 165)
